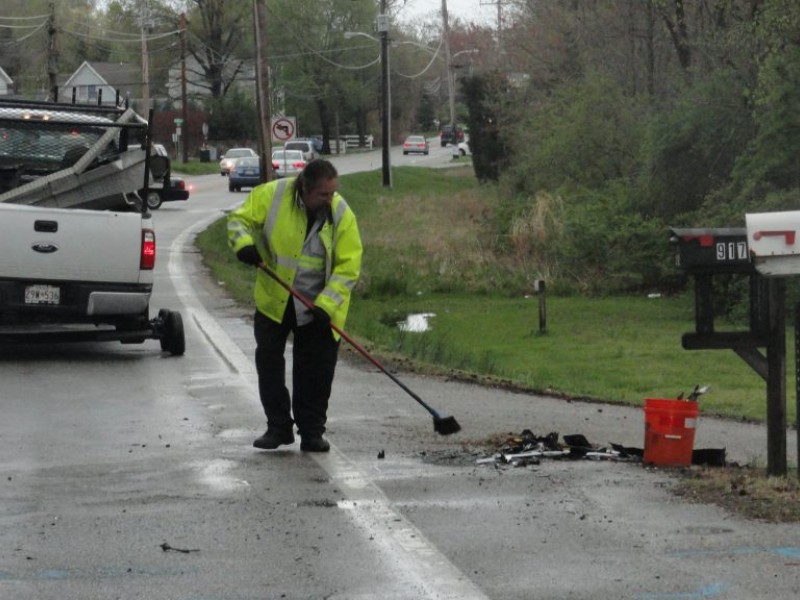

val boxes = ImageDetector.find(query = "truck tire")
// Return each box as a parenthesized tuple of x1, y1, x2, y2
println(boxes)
(146, 190, 162, 210)
(159, 309, 185, 356)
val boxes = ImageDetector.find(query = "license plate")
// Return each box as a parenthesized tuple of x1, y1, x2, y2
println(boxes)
(24, 284, 60, 305)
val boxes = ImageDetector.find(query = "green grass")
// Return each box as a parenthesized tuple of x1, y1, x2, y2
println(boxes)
(195, 166, 797, 426)
(170, 160, 220, 176)
(345, 293, 789, 422)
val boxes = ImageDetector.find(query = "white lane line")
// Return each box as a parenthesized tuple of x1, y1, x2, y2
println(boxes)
(168, 211, 257, 381)
(168, 214, 489, 600)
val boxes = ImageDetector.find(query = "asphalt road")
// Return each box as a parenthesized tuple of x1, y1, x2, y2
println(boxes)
(2, 147, 799, 599)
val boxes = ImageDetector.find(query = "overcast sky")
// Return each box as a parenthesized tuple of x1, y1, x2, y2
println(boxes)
(395, 0, 498, 26)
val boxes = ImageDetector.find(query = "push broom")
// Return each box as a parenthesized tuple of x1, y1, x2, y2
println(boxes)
(258, 264, 461, 436)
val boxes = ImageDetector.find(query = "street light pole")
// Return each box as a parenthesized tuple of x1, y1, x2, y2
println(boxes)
(378, 1, 392, 188)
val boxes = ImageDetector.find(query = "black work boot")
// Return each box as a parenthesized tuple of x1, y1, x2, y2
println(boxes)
(300, 435, 330, 453)
(253, 429, 295, 450)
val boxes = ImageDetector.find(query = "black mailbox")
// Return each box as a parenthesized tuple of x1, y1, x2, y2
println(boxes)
(669, 227, 753, 274)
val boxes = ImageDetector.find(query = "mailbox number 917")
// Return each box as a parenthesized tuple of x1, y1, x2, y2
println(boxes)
(716, 241, 747, 262)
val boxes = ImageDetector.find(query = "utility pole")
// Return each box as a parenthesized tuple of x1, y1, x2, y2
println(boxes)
(480, 0, 504, 53)
(180, 12, 189, 163)
(253, 0, 274, 182)
(379, 0, 392, 188)
(140, 0, 150, 111)
(46, 2, 59, 101)
(441, 0, 455, 128)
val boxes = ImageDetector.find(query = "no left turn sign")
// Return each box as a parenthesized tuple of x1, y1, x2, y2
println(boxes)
(271, 117, 296, 143)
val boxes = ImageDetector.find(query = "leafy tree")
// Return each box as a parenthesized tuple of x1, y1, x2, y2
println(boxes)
(417, 92, 437, 130)
(639, 68, 754, 221)
(502, 72, 642, 196)
(185, 0, 253, 99)
(729, 0, 800, 201)
(265, 0, 381, 146)
(206, 89, 257, 143)
(461, 71, 510, 182)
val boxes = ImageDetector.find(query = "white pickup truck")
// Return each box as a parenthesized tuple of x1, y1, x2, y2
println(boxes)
(0, 98, 184, 354)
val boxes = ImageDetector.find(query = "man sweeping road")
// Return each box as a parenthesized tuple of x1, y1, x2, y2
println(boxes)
(227, 159, 362, 452)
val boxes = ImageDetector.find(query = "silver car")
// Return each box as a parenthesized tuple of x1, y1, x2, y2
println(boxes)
(271, 149, 306, 178)
(219, 147, 257, 176)
(284, 140, 319, 162)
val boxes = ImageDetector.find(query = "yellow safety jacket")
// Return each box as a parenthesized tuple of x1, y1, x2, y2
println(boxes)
(227, 177, 362, 338)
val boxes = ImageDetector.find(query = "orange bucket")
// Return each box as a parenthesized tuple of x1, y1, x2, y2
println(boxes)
(643, 398, 698, 466)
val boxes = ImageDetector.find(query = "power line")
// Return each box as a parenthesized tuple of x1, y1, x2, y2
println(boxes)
(0, 20, 46, 44)
(0, 13, 50, 21)
(61, 27, 180, 44)
(0, 20, 47, 30)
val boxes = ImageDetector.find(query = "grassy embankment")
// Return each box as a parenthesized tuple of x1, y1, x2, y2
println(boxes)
(195, 164, 797, 426)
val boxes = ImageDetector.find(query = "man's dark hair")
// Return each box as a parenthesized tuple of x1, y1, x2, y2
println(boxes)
(293, 159, 338, 200)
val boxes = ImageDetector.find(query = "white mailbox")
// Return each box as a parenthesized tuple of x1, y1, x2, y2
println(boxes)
(746, 210, 800, 276)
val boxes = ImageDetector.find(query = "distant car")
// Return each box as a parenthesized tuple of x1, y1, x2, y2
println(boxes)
(228, 156, 262, 192)
(272, 149, 306, 178)
(219, 147, 257, 176)
(284, 140, 319, 162)
(457, 140, 471, 156)
(403, 135, 429, 155)
(440, 124, 465, 147)
(141, 145, 189, 209)
(142, 176, 190, 210)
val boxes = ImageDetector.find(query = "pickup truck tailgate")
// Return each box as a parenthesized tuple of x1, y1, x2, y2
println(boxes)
(0, 203, 152, 284)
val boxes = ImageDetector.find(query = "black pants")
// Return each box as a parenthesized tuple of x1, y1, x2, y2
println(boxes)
(253, 301, 339, 437)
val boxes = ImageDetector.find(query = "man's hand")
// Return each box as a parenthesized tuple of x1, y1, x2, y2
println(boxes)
(236, 245, 261, 267)
(311, 306, 330, 326)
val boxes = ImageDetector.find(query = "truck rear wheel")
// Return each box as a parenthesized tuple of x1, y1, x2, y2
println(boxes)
(159, 309, 185, 355)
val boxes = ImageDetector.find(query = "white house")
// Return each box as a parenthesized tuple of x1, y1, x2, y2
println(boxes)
(0, 66, 13, 95)
(61, 61, 141, 106)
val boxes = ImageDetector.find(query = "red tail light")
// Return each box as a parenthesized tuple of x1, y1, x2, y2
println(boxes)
(293, 161, 306, 168)
(272, 161, 279, 168)
(141, 229, 156, 270)
(175, 180, 186, 190)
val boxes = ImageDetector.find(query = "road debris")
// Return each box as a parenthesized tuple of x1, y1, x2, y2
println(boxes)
(475, 429, 725, 468)
(160, 542, 200, 554)
(476, 429, 643, 468)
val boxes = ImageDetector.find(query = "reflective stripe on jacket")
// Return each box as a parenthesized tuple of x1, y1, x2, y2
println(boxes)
(227, 177, 362, 338)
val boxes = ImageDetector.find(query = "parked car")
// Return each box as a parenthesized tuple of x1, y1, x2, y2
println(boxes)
(229, 156, 261, 192)
(272, 149, 306, 178)
(402, 135, 430, 155)
(284, 140, 319, 162)
(457, 140, 471, 156)
(141, 143, 189, 209)
(219, 147, 257, 176)
(143, 176, 190, 210)
(440, 123, 465, 147)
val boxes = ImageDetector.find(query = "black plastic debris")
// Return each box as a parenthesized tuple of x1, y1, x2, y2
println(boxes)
(476, 430, 637, 467)
(476, 429, 725, 468)
(692, 448, 726, 466)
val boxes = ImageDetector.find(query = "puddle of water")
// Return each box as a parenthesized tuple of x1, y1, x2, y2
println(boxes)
(397, 312, 436, 332)
(194, 459, 250, 492)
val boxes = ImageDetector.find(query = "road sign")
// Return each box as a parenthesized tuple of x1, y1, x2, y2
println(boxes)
(271, 116, 296, 143)
(174, 118, 183, 125)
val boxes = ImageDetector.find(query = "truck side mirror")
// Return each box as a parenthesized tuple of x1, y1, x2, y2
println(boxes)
(149, 155, 169, 181)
